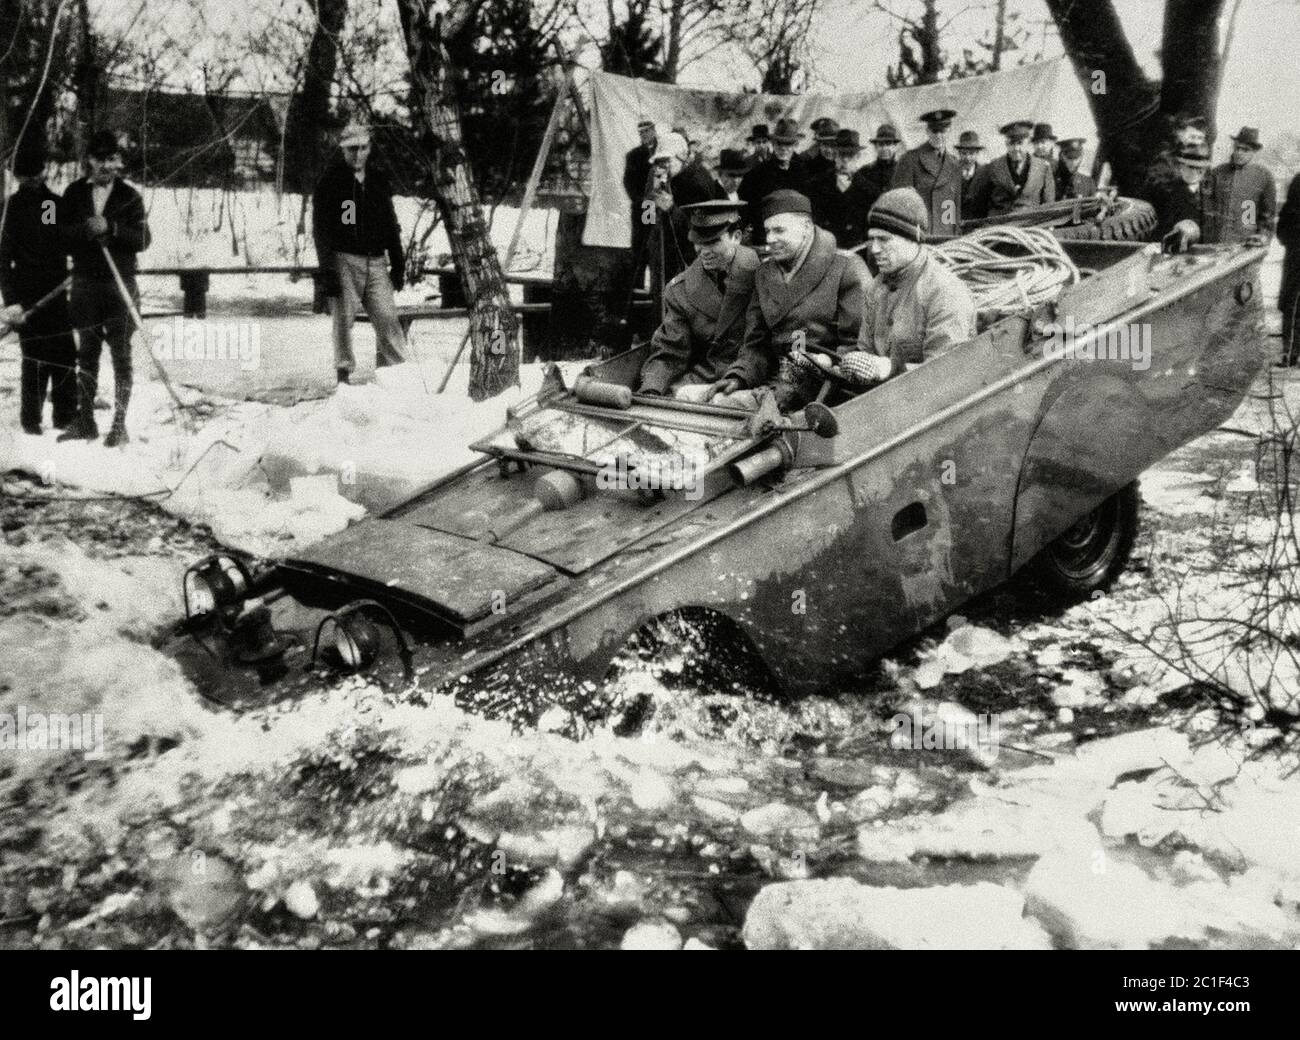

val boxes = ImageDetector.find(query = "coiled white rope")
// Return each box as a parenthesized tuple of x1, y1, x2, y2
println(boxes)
(931, 225, 1080, 318)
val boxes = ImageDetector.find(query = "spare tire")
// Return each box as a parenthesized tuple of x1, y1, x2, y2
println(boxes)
(1053, 197, 1156, 242)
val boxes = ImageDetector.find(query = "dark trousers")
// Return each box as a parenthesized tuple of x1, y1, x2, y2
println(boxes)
(1281, 249, 1300, 364)
(17, 292, 77, 429)
(69, 276, 136, 424)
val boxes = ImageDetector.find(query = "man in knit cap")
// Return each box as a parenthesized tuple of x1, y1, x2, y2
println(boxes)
(836, 187, 976, 386)
(707, 189, 869, 411)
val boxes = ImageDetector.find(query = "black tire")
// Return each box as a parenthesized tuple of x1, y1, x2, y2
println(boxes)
(1026, 482, 1142, 600)
(1053, 197, 1156, 242)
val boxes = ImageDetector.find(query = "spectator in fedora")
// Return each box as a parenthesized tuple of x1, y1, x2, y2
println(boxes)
(892, 109, 964, 235)
(1032, 123, 1057, 164)
(956, 130, 985, 215)
(1203, 126, 1275, 245)
(1144, 113, 1209, 197)
(312, 122, 408, 386)
(623, 119, 659, 290)
(714, 149, 750, 204)
(857, 124, 903, 218)
(57, 129, 151, 447)
(808, 129, 873, 249)
(746, 124, 772, 163)
(0, 140, 76, 436)
(800, 118, 833, 164)
(738, 119, 809, 245)
(1054, 138, 1096, 200)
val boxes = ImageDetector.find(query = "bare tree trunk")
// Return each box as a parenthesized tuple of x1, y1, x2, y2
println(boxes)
(1160, 0, 1227, 142)
(664, 0, 684, 82)
(284, 0, 347, 195)
(396, 0, 518, 400)
(1044, 0, 1160, 196)
(990, 0, 1007, 71)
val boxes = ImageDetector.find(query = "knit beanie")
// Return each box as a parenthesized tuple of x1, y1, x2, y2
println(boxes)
(868, 187, 930, 241)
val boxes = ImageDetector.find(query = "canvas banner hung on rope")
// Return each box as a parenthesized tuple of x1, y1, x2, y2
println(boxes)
(584, 57, 1094, 249)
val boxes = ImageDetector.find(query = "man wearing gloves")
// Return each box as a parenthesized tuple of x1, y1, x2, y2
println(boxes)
(836, 187, 976, 388)
(707, 189, 869, 412)
(312, 122, 408, 385)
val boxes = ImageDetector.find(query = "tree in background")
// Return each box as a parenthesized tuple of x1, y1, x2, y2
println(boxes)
(283, 0, 348, 196)
(722, 0, 821, 94)
(1046, 0, 1229, 195)
(396, 0, 518, 399)
(0, 0, 75, 175)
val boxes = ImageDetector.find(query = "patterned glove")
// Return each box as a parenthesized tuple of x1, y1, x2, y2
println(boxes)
(837, 350, 892, 386)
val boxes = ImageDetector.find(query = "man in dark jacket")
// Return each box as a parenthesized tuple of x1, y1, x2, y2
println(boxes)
(1279, 173, 1300, 365)
(854, 124, 903, 220)
(647, 131, 728, 296)
(623, 120, 658, 290)
(0, 141, 75, 435)
(1203, 127, 1276, 245)
(57, 130, 151, 446)
(1146, 143, 1212, 249)
(956, 130, 985, 215)
(313, 123, 407, 384)
(709, 190, 870, 412)
(967, 120, 1055, 219)
(891, 110, 963, 236)
(638, 200, 759, 400)
(808, 129, 873, 249)
(738, 119, 809, 246)
(1054, 137, 1096, 199)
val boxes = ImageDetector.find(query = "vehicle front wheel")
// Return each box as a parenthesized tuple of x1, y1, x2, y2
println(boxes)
(1025, 482, 1141, 600)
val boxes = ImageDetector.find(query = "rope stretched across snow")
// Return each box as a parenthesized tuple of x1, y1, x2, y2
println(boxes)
(931, 225, 1080, 318)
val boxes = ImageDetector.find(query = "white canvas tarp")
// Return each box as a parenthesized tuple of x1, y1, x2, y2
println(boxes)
(585, 58, 1095, 249)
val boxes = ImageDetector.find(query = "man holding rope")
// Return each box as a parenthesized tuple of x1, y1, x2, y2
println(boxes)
(1, 141, 76, 435)
(57, 130, 151, 447)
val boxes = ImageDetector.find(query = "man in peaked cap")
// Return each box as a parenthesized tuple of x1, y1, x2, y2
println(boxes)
(1032, 122, 1057, 163)
(1204, 126, 1275, 245)
(891, 109, 963, 236)
(966, 120, 1055, 219)
(707, 189, 869, 412)
(956, 130, 985, 214)
(1054, 137, 1096, 200)
(638, 200, 759, 401)
(837, 187, 975, 388)
(738, 118, 809, 246)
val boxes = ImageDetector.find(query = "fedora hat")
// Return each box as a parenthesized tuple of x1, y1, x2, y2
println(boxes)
(870, 123, 901, 144)
(770, 118, 804, 145)
(833, 129, 864, 154)
(1032, 122, 1056, 142)
(1230, 126, 1263, 150)
(1173, 143, 1211, 168)
(718, 148, 750, 175)
(748, 124, 770, 142)
(956, 130, 984, 152)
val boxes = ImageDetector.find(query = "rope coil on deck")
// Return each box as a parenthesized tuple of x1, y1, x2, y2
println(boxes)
(932, 225, 1080, 319)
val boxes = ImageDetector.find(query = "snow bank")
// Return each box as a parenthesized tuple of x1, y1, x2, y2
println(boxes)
(0, 360, 577, 558)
